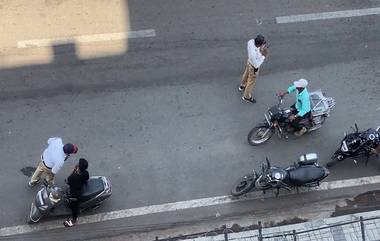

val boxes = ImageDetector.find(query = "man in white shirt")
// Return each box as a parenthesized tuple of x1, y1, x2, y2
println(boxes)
(239, 34, 268, 104)
(28, 137, 78, 187)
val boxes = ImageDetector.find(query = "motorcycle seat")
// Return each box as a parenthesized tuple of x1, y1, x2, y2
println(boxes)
(289, 166, 325, 186)
(82, 178, 104, 199)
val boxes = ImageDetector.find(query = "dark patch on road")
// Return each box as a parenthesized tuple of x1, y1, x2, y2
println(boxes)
(20, 166, 36, 177)
(332, 190, 380, 217)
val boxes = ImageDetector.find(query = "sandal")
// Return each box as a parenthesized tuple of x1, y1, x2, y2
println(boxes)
(64, 219, 76, 227)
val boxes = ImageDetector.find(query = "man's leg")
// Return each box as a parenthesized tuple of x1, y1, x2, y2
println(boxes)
(239, 60, 249, 89)
(65, 201, 79, 227)
(243, 66, 257, 100)
(293, 116, 308, 136)
(45, 170, 55, 186)
(72, 201, 79, 222)
(291, 117, 302, 131)
(29, 161, 45, 186)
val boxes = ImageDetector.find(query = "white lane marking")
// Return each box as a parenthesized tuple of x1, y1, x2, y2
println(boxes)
(17, 29, 156, 48)
(276, 7, 380, 24)
(2, 175, 380, 236)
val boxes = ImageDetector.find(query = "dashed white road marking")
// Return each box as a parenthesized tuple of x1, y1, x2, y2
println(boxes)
(17, 29, 156, 48)
(276, 7, 380, 24)
(2, 175, 380, 237)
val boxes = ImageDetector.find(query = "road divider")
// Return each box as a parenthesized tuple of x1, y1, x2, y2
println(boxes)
(2, 175, 380, 237)
(17, 29, 156, 48)
(276, 7, 380, 24)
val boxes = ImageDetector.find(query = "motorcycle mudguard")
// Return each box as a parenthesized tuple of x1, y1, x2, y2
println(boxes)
(255, 122, 270, 128)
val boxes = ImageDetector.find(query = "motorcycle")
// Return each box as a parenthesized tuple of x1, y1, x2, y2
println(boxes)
(231, 153, 329, 197)
(327, 124, 380, 167)
(248, 90, 335, 145)
(28, 176, 112, 223)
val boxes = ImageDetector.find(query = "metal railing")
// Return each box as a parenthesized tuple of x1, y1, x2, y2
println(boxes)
(155, 216, 380, 241)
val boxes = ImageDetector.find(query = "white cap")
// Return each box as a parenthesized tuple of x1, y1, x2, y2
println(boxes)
(294, 79, 308, 88)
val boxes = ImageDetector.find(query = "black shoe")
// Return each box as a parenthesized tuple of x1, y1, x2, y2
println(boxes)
(242, 96, 256, 104)
(28, 178, 41, 188)
(238, 86, 245, 92)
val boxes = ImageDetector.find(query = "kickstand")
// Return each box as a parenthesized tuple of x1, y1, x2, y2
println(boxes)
(275, 188, 280, 197)
(365, 154, 369, 166)
(262, 189, 266, 195)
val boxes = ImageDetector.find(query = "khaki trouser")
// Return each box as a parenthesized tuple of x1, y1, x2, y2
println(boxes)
(30, 161, 55, 185)
(240, 60, 259, 99)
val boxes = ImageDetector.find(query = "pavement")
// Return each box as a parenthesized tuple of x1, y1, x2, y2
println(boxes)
(0, 0, 380, 239)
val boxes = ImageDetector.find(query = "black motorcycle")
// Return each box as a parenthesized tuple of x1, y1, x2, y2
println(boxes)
(248, 90, 335, 145)
(231, 153, 329, 197)
(327, 124, 380, 167)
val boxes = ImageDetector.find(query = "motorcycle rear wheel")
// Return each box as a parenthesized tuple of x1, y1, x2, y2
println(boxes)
(248, 126, 274, 146)
(231, 173, 257, 197)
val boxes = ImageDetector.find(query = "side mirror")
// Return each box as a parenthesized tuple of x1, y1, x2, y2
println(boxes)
(355, 123, 359, 133)
(261, 163, 266, 174)
(266, 157, 271, 169)
(350, 126, 355, 133)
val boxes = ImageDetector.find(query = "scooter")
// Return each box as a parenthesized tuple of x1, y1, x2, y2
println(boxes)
(28, 176, 112, 223)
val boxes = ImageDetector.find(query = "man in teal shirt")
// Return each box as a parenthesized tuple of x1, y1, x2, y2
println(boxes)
(279, 79, 311, 136)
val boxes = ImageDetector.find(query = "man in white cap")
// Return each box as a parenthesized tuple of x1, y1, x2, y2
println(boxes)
(279, 79, 311, 136)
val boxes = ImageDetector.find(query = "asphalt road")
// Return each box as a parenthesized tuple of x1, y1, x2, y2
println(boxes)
(0, 0, 379, 233)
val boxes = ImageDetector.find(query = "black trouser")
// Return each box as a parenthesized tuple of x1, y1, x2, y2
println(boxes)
(68, 198, 80, 221)
(290, 104, 311, 131)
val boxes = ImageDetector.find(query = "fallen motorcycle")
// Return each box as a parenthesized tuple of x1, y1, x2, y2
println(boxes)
(327, 124, 380, 167)
(28, 176, 112, 223)
(248, 90, 335, 145)
(231, 153, 329, 197)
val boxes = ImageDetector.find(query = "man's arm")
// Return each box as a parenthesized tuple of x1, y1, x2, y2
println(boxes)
(279, 85, 296, 98)
(51, 159, 64, 175)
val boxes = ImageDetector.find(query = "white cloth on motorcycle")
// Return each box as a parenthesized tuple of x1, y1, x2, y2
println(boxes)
(309, 91, 329, 116)
(289, 166, 325, 185)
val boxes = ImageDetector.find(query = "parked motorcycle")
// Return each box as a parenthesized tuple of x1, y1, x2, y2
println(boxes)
(248, 90, 335, 145)
(28, 176, 112, 223)
(327, 124, 380, 167)
(231, 153, 329, 197)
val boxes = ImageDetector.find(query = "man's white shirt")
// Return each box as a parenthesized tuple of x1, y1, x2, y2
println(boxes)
(42, 137, 66, 174)
(247, 39, 265, 69)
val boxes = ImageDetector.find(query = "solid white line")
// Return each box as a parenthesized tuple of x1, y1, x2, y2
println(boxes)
(2, 175, 380, 236)
(276, 7, 380, 24)
(17, 29, 156, 48)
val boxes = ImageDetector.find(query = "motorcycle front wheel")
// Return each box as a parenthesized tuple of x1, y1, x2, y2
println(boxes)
(248, 126, 274, 146)
(231, 173, 257, 197)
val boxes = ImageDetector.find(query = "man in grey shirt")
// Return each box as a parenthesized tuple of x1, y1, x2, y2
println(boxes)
(28, 137, 78, 187)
